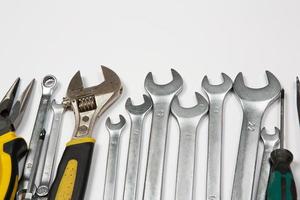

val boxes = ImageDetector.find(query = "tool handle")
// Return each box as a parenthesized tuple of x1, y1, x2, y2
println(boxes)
(266, 149, 297, 200)
(48, 138, 95, 200)
(0, 132, 27, 200)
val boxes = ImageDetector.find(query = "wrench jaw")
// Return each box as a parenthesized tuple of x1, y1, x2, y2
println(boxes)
(171, 92, 208, 121)
(125, 95, 152, 117)
(106, 115, 126, 133)
(144, 69, 183, 99)
(260, 127, 280, 149)
(233, 71, 281, 104)
(202, 73, 233, 97)
(65, 66, 123, 138)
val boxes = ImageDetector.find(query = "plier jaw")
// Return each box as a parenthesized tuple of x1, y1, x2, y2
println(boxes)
(0, 78, 34, 135)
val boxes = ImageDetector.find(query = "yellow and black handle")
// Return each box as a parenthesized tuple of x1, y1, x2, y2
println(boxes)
(0, 132, 27, 200)
(49, 137, 95, 200)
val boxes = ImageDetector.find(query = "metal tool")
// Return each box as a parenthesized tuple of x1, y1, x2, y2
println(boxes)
(49, 66, 122, 200)
(171, 92, 208, 200)
(256, 128, 280, 200)
(35, 100, 65, 198)
(266, 89, 297, 199)
(231, 71, 281, 200)
(18, 75, 57, 200)
(103, 115, 126, 200)
(143, 69, 183, 200)
(202, 73, 232, 200)
(0, 78, 34, 200)
(123, 95, 152, 200)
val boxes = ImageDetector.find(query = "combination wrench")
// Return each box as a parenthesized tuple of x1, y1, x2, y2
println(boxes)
(103, 115, 126, 200)
(171, 92, 208, 200)
(231, 71, 281, 200)
(123, 95, 152, 200)
(202, 73, 232, 200)
(143, 69, 183, 200)
(256, 128, 280, 200)
(17, 75, 57, 200)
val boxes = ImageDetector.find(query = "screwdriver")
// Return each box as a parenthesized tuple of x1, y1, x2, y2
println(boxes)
(266, 89, 297, 200)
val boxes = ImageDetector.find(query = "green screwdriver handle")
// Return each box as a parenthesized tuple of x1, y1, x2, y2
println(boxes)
(266, 149, 297, 200)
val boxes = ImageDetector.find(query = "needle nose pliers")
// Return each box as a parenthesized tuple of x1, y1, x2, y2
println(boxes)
(0, 78, 34, 200)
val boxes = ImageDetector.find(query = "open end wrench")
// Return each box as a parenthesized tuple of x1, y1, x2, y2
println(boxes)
(256, 127, 280, 200)
(17, 75, 57, 200)
(202, 73, 232, 200)
(231, 71, 281, 200)
(171, 92, 208, 200)
(104, 115, 126, 200)
(123, 95, 152, 200)
(143, 69, 183, 200)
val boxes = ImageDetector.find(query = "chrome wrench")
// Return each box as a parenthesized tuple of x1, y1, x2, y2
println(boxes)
(17, 75, 57, 200)
(256, 128, 280, 200)
(123, 95, 152, 200)
(35, 100, 65, 198)
(202, 73, 232, 200)
(143, 69, 183, 200)
(104, 115, 126, 200)
(231, 71, 281, 200)
(171, 92, 208, 200)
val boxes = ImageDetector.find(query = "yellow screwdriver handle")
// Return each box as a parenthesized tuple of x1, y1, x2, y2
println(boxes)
(49, 137, 95, 200)
(0, 132, 27, 200)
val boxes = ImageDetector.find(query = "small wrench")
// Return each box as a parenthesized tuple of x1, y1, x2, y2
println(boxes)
(256, 128, 280, 200)
(104, 115, 126, 200)
(36, 100, 65, 198)
(231, 71, 281, 200)
(143, 69, 183, 200)
(17, 75, 57, 199)
(171, 92, 208, 200)
(123, 95, 152, 200)
(202, 73, 232, 200)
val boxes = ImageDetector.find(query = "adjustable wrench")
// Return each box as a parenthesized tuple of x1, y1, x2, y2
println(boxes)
(231, 71, 281, 200)
(49, 66, 122, 200)
(17, 75, 57, 200)
(202, 73, 232, 200)
(103, 115, 126, 200)
(256, 128, 280, 200)
(123, 95, 152, 200)
(171, 92, 208, 200)
(143, 69, 183, 200)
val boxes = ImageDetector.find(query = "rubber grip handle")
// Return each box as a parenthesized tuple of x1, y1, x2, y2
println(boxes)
(0, 132, 27, 200)
(48, 138, 95, 200)
(266, 149, 297, 200)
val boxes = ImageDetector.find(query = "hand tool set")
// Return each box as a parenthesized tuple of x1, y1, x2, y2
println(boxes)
(0, 67, 298, 200)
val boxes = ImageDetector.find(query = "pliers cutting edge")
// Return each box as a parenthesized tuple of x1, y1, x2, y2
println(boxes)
(0, 78, 34, 200)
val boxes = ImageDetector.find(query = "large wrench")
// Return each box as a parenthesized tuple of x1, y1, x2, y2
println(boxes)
(103, 115, 126, 200)
(171, 92, 208, 200)
(123, 95, 152, 200)
(256, 128, 280, 200)
(231, 71, 281, 200)
(143, 69, 183, 200)
(202, 73, 232, 200)
(17, 75, 57, 200)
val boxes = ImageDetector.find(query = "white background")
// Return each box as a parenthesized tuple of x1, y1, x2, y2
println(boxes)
(1, 0, 300, 199)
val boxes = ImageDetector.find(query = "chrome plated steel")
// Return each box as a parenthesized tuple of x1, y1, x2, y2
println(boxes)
(231, 71, 281, 200)
(202, 73, 232, 200)
(123, 95, 152, 200)
(17, 75, 57, 200)
(104, 115, 126, 200)
(256, 128, 280, 200)
(36, 100, 65, 198)
(143, 69, 183, 200)
(171, 93, 208, 200)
